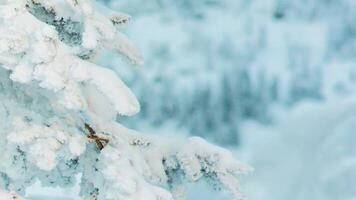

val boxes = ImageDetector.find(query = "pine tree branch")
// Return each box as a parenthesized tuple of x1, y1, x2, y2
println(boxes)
(85, 123, 109, 150)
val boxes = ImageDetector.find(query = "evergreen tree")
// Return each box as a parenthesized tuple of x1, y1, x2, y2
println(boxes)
(0, 0, 251, 199)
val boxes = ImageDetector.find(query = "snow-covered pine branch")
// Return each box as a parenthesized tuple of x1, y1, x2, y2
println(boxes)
(0, 0, 252, 199)
(0, 189, 25, 200)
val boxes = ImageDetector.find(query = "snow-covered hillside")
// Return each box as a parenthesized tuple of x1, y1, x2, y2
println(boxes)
(240, 96, 356, 200)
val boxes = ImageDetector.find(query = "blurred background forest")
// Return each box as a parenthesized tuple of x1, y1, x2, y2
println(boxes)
(28, 0, 356, 200)
(93, 0, 356, 199)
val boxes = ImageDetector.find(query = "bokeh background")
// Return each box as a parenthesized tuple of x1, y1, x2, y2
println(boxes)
(28, 0, 356, 199)
(97, 0, 356, 199)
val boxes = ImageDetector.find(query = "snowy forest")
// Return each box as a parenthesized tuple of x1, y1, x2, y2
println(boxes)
(0, 0, 356, 200)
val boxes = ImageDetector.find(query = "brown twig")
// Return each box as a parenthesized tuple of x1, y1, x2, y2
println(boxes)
(85, 123, 109, 150)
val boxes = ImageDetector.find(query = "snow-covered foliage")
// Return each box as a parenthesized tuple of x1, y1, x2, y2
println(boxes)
(100, 0, 356, 145)
(0, 0, 251, 199)
(0, 189, 25, 200)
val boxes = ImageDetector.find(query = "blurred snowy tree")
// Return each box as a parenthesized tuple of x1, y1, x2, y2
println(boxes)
(100, 0, 355, 144)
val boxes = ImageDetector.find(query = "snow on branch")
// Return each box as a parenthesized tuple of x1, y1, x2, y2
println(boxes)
(27, 0, 143, 64)
(0, 0, 252, 199)
(89, 117, 253, 200)
(0, 189, 25, 200)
